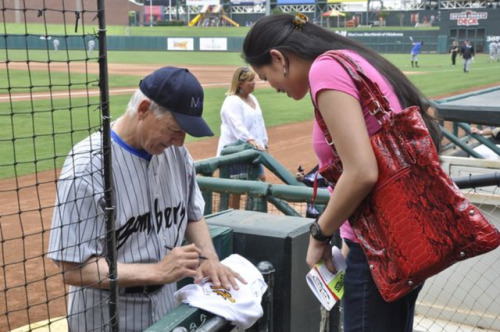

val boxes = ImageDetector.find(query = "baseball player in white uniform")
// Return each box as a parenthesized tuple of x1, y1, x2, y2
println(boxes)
(53, 38, 59, 51)
(88, 39, 95, 54)
(48, 67, 245, 332)
(489, 41, 498, 62)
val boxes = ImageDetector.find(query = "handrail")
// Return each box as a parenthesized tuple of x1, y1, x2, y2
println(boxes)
(196, 177, 331, 204)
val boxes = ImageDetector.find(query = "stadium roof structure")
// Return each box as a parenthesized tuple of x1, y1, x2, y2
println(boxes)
(234, 0, 499, 13)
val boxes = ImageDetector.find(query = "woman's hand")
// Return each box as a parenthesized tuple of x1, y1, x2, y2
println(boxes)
(247, 139, 265, 151)
(255, 144, 265, 151)
(306, 237, 336, 274)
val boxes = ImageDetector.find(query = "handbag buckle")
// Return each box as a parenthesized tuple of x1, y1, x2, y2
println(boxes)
(369, 100, 383, 115)
(369, 100, 391, 125)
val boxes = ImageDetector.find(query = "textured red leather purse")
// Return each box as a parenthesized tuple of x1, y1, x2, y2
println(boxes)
(316, 51, 500, 302)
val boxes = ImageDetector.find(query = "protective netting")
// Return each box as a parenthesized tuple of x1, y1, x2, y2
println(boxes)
(1, 1, 107, 331)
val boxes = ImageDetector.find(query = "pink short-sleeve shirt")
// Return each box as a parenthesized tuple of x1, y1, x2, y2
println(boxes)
(309, 50, 403, 242)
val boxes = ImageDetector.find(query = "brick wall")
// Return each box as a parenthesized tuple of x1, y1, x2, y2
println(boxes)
(2, 0, 142, 26)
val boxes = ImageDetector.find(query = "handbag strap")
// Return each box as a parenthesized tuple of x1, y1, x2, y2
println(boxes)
(314, 51, 394, 146)
(311, 170, 319, 206)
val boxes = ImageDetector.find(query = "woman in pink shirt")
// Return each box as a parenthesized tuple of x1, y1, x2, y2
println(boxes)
(243, 14, 441, 332)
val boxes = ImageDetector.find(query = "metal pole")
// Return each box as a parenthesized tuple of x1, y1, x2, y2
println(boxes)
(150, 0, 153, 27)
(453, 172, 500, 189)
(440, 126, 484, 158)
(169, 0, 172, 21)
(97, 0, 118, 331)
(15, 0, 20, 23)
(366, 0, 370, 25)
(256, 261, 275, 332)
(194, 317, 230, 331)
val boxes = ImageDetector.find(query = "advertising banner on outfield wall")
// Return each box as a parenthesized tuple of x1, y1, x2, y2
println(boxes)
(450, 10, 487, 26)
(187, 0, 220, 5)
(168, 38, 194, 51)
(200, 38, 228, 51)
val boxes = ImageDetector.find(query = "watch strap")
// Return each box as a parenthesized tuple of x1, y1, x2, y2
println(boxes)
(310, 220, 332, 242)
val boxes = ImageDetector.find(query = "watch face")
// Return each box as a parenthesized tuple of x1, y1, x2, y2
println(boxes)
(310, 222, 330, 241)
(310, 222, 323, 240)
(310, 223, 317, 235)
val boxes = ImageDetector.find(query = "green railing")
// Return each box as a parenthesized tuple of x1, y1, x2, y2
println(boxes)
(195, 142, 329, 216)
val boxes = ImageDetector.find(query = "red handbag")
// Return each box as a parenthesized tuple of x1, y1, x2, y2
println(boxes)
(315, 51, 500, 302)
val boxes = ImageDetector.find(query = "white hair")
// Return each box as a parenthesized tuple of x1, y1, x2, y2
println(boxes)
(126, 89, 171, 119)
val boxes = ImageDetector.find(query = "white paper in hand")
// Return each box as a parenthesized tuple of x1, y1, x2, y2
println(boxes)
(306, 246, 346, 311)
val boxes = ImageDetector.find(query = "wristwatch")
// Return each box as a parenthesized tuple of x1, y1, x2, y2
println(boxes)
(309, 220, 333, 242)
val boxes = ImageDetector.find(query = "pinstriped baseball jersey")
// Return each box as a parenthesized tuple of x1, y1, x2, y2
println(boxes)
(48, 129, 205, 332)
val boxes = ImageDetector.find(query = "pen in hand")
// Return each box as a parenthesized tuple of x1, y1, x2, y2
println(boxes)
(164, 245, 208, 260)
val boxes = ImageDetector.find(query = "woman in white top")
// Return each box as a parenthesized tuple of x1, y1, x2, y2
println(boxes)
(217, 67, 268, 179)
(217, 67, 268, 208)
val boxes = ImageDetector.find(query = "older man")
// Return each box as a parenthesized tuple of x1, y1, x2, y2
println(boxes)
(48, 67, 244, 331)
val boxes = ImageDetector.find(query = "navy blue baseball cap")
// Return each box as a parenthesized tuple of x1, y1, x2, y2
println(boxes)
(139, 67, 214, 137)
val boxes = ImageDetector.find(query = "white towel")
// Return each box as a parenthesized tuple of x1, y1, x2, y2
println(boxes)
(174, 254, 268, 330)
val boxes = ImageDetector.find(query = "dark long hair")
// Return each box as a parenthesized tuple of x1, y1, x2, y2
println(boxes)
(243, 14, 442, 151)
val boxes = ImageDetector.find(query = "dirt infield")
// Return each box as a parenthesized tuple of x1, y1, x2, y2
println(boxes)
(1, 62, 239, 102)
(3, 61, 239, 85)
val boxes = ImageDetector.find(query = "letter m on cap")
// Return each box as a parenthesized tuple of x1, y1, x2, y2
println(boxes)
(191, 97, 202, 109)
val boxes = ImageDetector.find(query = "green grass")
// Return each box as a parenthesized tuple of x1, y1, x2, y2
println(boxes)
(0, 51, 246, 94)
(0, 69, 100, 93)
(0, 50, 247, 66)
(1, 23, 127, 36)
(1, 23, 251, 37)
(0, 97, 102, 177)
(1, 52, 499, 179)
(0, 69, 141, 93)
(384, 54, 499, 97)
(106, 50, 247, 66)
(0, 84, 311, 178)
(1, 23, 437, 37)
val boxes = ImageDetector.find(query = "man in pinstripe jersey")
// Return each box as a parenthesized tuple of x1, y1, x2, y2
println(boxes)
(48, 67, 245, 332)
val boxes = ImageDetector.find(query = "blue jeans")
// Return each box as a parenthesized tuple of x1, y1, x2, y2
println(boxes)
(343, 239, 422, 332)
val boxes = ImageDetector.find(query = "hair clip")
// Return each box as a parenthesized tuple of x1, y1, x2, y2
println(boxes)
(292, 13, 309, 30)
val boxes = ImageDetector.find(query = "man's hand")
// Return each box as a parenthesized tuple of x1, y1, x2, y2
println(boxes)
(194, 259, 247, 290)
(183, 217, 246, 290)
(156, 244, 204, 284)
